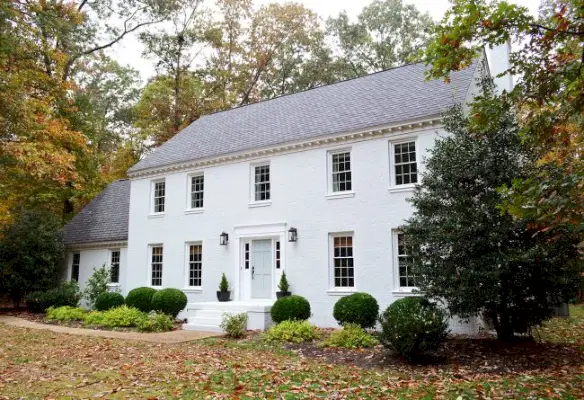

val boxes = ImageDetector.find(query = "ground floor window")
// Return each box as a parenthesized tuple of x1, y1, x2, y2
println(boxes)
(395, 232, 417, 289)
(188, 244, 202, 287)
(151, 246, 163, 286)
(71, 252, 80, 282)
(331, 234, 354, 288)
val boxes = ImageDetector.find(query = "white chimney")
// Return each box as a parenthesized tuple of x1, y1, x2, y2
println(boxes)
(486, 42, 513, 94)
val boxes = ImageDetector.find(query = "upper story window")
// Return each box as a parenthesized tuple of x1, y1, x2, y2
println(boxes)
(331, 234, 354, 289)
(331, 151, 352, 192)
(71, 252, 80, 282)
(110, 250, 120, 284)
(254, 164, 270, 202)
(151, 245, 163, 286)
(393, 141, 417, 186)
(395, 232, 418, 289)
(152, 180, 166, 213)
(188, 243, 202, 287)
(189, 174, 204, 209)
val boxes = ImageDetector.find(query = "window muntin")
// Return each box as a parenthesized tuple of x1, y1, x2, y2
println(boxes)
(188, 244, 202, 287)
(275, 241, 281, 269)
(71, 253, 80, 282)
(110, 250, 120, 283)
(254, 165, 270, 201)
(397, 232, 417, 288)
(332, 152, 352, 192)
(151, 246, 163, 286)
(333, 235, 354, 288)
(394, 142, 417, 185)
(190, 175, 204, 209)
(153, 181, 166, 213)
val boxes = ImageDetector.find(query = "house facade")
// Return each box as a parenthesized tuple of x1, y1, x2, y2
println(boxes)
(64, 49, 510, 332)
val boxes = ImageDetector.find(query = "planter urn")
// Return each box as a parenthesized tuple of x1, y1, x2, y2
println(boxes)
(217, 291, 231, 302)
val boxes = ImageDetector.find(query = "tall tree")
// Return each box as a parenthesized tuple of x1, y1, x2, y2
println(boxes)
(424, 0, 584, 244)
(327, 0, 433, 78)
(403, 82, 582, 340)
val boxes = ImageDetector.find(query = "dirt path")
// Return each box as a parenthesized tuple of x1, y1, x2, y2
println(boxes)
(0, 315, 220, 343)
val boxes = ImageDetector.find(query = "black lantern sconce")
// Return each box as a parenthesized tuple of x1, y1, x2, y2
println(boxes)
(219, 231, 229, 246)
(288, 227, 298, 242)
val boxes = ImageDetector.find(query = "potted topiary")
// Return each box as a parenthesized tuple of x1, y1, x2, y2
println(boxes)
(217, 273, 231, 302)
(276, 271, 291, 299)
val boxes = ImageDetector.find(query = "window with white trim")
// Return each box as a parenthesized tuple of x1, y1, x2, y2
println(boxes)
(151, 246, 163, 286)
(331, 151, 352, 192)
(331, 234, 354, 288)
(190, 174, 204, 209)
(152, 180, 166, 213)
(71, 252, 80, 282)
(393, 141, 417, 185)
(254, 164, 270, 201)
(188, 244, 202, 287)
(110, 250, 120, 283)
(395, 232, 417, 288)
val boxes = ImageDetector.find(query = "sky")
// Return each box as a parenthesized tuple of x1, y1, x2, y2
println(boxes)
(110, 0, 541, 83)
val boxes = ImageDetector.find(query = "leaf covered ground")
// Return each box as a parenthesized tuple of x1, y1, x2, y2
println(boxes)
(1, 306, 584, 399)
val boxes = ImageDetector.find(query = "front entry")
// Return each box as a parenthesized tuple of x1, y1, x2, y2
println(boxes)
(251, 239, 272, 298)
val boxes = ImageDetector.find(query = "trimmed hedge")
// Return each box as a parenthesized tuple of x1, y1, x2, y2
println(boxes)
(151, 288, 187, 317)
(26, 281, 82, 313)
(125, 287, 156, 312)
(270, 295, 311, 323)
(378, 297, 449, 359)
(333, 292, 379, 328)
(94, 292, 125, 311)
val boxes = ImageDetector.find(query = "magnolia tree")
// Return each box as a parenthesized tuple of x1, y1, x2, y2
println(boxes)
(402, 81, 582, 340)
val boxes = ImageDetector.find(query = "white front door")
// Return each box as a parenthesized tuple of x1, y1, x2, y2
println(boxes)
(251, 239, 272, 298)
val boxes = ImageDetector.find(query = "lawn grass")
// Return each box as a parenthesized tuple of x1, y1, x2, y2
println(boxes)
(0, 305, 583, 399)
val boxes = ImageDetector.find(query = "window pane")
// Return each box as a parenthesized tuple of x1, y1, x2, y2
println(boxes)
(71, 253, 80, 282)
(396, 233, 417, 288)
(394, 142, 417, 186)
(254, 165, 270, 201)
(191, 175, 204, 209)
(110, 250, 120, 283)
(189, 244, 202, 287)
(154, 181, 165, 213)
(332, 235, 354, 288)
(151, 246, 163, 286)
(331, 152, 351, 193)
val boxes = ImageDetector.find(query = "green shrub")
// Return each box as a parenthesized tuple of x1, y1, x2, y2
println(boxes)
(137, 312, 176, 332)
(125, 287, 156, 312)
(270, 295, 311, 323)
(94, 292, 125, 311)
(219, 273, 229, 292)
(46, 306, 87, 321)
(277, 272, 290, 292)
(333, 292, 379, 329)
(151, 288, 187, 317)
(264, 320, 319, 343)
(220, 313, 248, 338)
(321, 323, 379, 348)
(379, 297, 449, 359)
(85, 306, 145, 328)
(26, 281, 82, 313)
(83, 265, 111, 307)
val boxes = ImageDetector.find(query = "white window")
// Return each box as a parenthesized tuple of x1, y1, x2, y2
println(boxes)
(110, 250, 120, 283)
(150, 246, 163, 286)
(71, 252, 80, 282)
(254, 164, 270, 202)
(331, 234, 354, 288)
(392, 141, 418, 186)
(330, 151, 352, 192)
(189, 174, 204, 209)
(394, 232, 418, 289)
(187, 244, 202, 287)
(152, 180, 166, 213)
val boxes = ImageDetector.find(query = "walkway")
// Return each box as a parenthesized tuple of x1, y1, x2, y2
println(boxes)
(0, 315, 220, 344)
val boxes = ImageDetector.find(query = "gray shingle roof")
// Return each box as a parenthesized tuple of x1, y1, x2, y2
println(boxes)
(63, 179, 130, 245)
(129, 62, 478, 174)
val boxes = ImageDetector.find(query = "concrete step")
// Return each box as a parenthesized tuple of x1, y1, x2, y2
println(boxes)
(183, 322, 223, 333)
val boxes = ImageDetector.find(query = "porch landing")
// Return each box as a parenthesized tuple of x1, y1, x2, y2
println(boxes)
(182, 300, 274, 333)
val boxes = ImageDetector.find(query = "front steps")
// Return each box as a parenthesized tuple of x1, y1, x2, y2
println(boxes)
(183, 300, 274, 332)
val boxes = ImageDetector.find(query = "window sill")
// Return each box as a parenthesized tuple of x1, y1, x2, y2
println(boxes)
(107, 283, 121, 287)
(326, 289, 355, 296)
(185, 208, 204, 215)
(249, 201, 272, 208)
(325, 191, 355, 200)
(392, 290, 421, 297)
(148, 213, 165, 219)
(388, 185, 416, 194)
(183, 287, 203, 293)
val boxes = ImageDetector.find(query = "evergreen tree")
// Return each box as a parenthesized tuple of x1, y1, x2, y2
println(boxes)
(402, 81, 582, 340)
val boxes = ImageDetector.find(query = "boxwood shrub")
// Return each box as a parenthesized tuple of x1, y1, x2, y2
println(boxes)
(94, 292, 125, 311)
(333, 292, 379, 328)
(151, 288, 187, 317)
(378, 297, 449, 359)
(125, 287, 156, 312)
(26, 281, 82, 313)
(270, 295, 311, 323)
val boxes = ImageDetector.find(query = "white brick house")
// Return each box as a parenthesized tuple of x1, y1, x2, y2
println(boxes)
(63, 49, 509, 332)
